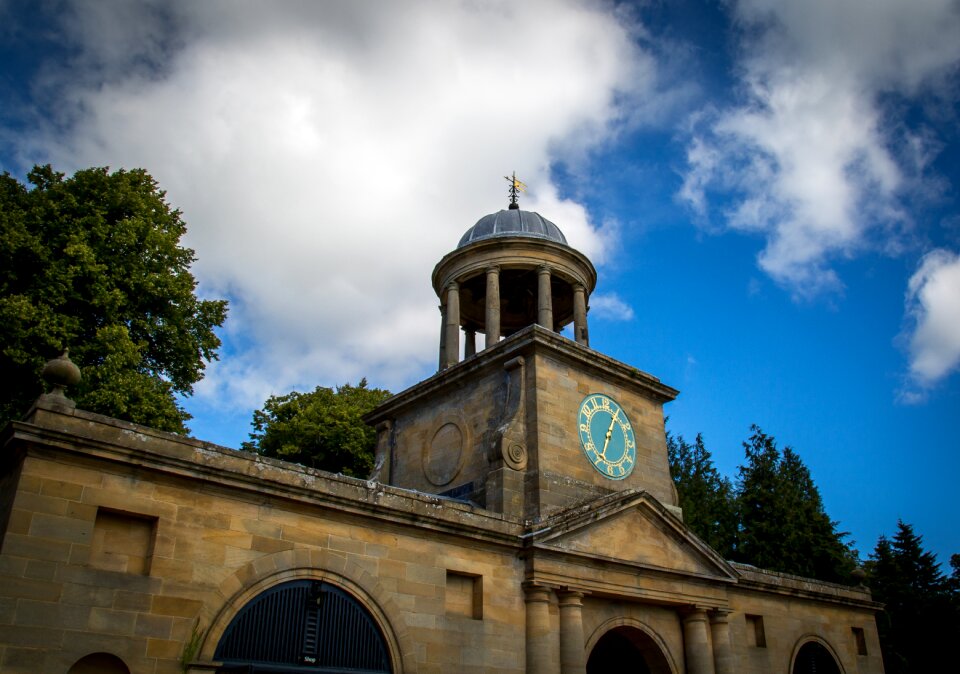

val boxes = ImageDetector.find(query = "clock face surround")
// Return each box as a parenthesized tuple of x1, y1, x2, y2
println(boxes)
(577, 393, 636, 480)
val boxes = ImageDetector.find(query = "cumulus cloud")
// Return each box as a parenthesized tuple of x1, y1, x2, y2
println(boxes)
(680, 0, 960, 297)
(590, 293, 636, 321)
(902, 249, 960, 396)
(13, 0, 656, 412)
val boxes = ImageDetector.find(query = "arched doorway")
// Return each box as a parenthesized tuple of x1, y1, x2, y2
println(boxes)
(214, 579, 392, 673)
(68, 653, 130, 674)
(793, 640, 842, 674)
(587, 626, 673, 674)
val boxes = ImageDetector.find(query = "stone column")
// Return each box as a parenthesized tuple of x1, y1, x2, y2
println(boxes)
(464, 328, 476, 358)
(538, 265, 553, 330)
(438, 304, 447, 371)
(573, 283, 588, 346)
(709, 610, 734, 674)
(443, 282, 460, 369)
(485, 265, 501, 346)
(558, 591, 586, 674)
(525, 585, 552, 674)
(682, 608, 716, 674)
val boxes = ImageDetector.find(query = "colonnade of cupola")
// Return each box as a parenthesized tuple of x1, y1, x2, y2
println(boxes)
(432, 203, 597, 370)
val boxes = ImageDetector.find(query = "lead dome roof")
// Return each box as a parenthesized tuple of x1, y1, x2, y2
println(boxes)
(457, 208, 567, 248)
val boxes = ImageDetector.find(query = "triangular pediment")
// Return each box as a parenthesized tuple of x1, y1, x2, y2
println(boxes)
(531, 491, 737, 581)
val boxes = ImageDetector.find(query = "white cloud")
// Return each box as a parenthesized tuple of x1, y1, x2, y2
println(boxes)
(680, 0, 960, 297)
(903, 249, 960, 392)
(18, 0, 657, 411)
(590, 293, 635, 321)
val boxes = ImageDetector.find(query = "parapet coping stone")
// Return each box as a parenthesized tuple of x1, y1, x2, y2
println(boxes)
(6, 397, 524, 547)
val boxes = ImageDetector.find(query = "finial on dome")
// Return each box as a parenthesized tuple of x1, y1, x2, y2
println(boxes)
(504, 172, 526, 210)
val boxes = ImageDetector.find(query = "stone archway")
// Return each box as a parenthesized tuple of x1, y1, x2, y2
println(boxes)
(213, 579, 392, 674)
(587, 625, 674, 674)
(792, 639, 843, 674)
(67, 652, 130, 674)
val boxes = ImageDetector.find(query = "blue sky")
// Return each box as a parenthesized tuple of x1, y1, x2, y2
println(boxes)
(2, 0, 958, 566)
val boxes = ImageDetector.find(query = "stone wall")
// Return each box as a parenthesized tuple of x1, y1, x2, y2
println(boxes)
(0, 403, 528, 674)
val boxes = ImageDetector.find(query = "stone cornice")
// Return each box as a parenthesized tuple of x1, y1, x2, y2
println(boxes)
(365, 325, 677, 424)
(4, 405, 523, 548)
(432, 236, 597, 294)
(728, 562, 881, 610)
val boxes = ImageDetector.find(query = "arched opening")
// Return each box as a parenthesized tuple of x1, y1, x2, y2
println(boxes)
(68, 652, 130, 674)
(214, 579, 392, 673)
(793, 640, 842, 674)
(587, 626, 673, 674)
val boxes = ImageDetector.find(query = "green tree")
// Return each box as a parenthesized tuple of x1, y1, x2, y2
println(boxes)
(866, 521, 959, 673)
(243, 380, 392, 477)
(735, 425, 856, 582)
(667, 430, 737, 558)
(0, 165, 227, 432)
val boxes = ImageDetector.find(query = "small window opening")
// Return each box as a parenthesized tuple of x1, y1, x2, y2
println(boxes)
(90, 508, 157, 575)
(852, 627, 867, 655)
(445, 570, 483, 619)
(746, 614, 766, 648)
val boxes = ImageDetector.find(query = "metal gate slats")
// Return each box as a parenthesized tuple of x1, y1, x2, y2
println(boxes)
(214, 579, 391, 673)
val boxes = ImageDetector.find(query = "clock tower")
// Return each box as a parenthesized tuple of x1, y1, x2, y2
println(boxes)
(366, 192, 680, 522)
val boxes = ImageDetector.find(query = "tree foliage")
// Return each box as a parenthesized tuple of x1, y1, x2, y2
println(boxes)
(243, 380, 392, 478)
(0, 165, 227, 432)
(668, 424, 856, 583)
(866, 521, 960, 673)
(736, 425, 857, 582)
(667, 430, 737, 558)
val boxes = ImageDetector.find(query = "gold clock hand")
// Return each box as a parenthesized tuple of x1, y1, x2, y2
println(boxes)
(601, 410, 619, 458)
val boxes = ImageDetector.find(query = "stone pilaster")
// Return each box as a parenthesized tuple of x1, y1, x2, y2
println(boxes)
(709, 610, 734, 674)
(682, 608, 716, 674)
(525, 585, 553, 674)
(558, 591, 586, 674)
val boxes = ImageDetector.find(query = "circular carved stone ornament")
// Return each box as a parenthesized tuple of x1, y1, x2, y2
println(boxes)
(423, 415, 468, 486)
(577, 393, 636, 480)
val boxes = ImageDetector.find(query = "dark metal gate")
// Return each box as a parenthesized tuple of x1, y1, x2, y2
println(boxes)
(215, 580, 392, 673)
(792, 641, 841, 674)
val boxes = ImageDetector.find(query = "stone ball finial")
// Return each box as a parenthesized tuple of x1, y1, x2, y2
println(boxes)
(850, 566, 867, 586)
(42, 349, 82, 398)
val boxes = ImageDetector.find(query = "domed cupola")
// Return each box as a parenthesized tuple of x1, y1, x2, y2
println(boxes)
(432, 175, 597, 370)
(457, 208, 567, 248)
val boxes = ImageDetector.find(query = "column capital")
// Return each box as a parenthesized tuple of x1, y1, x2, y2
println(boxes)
(485, 264, 501, 274)
(709, 609, 733, 624)
(523, 583, 553, 604)
(446, 280, 460, 291)
(681, 606, 710, 623)
(537, 264, 552, 274)
(557, 590, 585, 607)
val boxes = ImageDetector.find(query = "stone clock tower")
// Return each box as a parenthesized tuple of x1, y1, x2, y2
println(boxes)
(366, 196, 681, 523)
(0, 182, 884, 674)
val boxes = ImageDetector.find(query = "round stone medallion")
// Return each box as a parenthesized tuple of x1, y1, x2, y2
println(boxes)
(423, 420, 466, 486)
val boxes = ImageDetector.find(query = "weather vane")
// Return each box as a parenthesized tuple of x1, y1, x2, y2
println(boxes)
(504, 172, 526, 209)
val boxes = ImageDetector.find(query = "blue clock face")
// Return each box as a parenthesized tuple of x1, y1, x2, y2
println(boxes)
(578, 394, 636, 480)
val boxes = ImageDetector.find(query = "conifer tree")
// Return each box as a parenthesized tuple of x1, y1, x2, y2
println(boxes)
(867, 521, 959, 673)
(735, 425, 856, 582)
(667, 431, 737, 558)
